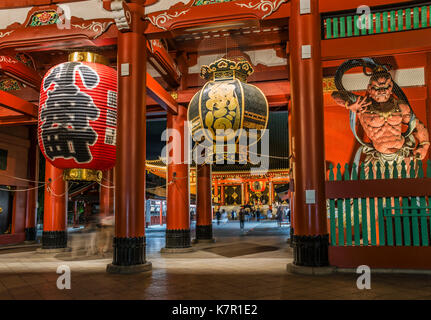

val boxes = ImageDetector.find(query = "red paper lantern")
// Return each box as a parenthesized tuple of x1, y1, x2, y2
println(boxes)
(38, 60, 117, 175)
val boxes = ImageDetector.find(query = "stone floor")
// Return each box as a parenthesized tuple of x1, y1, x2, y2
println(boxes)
(1, 220, 431, 300)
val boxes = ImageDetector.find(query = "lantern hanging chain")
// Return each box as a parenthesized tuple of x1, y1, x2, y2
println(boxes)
(0, 184, 45, 192)
(47, 180, 74, 198)
(0, 171, 47, 184)
(0, 173, 65, 192)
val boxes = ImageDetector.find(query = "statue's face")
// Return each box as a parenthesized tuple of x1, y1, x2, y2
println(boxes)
(368, 77, 393, 103)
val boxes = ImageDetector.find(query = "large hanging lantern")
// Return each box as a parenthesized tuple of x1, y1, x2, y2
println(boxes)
(38, 52, 117, 182)
(188, 58, 269, 162)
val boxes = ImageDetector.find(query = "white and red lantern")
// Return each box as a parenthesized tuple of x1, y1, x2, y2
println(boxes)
(38, 59, 117, 174)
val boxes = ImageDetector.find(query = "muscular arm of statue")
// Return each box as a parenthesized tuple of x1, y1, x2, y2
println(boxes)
(410, 118, 430, 160)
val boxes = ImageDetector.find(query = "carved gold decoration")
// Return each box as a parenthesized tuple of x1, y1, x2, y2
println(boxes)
(236, 0, 288, 19)
(323, 77, 336, 92)
(63, 168, 102, 182)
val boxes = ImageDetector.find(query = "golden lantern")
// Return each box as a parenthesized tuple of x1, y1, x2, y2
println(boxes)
(187, 57, 269, 162)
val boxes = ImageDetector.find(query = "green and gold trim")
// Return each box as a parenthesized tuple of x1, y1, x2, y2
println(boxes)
(200, 58, 254, 82)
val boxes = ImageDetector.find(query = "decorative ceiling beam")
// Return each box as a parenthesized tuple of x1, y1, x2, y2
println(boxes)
(146, 72, 179, 114)
(0, 90, 38, 118)
(147, 39, 180, 87)
(144, 0, 290, 38)
(322, 28, 431, 61)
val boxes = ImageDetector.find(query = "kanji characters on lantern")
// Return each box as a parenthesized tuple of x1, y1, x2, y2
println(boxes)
(38, 53, 117, 180)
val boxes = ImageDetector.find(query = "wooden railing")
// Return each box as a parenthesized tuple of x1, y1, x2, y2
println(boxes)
(326, 160, 431, 247)
(323, 3, 431, 39)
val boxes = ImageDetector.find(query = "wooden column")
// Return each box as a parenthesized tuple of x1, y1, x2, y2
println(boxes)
(289, 0, 328, 267)
(25, 126, 38, 241)
(41, 161, 67, 249)
(220, 185, 225, 206)
(241, 183, 245, 205)
(100, 168, 114, 217)
(107, 1, 151, 273)
(194, 163, 214, 242)
(164, 105, 191, 250)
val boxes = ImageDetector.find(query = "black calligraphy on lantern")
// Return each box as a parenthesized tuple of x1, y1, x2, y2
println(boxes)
(40, 62, 100, 163)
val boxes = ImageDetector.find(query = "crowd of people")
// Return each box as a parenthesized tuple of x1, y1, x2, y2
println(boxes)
(214, 205, 291, 229)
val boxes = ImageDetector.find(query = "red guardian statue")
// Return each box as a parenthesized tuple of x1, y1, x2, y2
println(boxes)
(332, 59, 430, 173)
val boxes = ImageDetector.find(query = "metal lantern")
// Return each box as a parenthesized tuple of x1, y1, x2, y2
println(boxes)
(187, 58, 269, 162)
(38, 52, 117, 182)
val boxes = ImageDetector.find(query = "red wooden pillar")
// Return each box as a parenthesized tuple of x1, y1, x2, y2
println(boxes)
(289, 0, 328, 267)
(220, 185, 225, 206)
(107, 1, 151, 273)
(25, 126, 38, 241)
(164, 105, 192, 250)
(194, 163, 214, 242)
(100, 168, 114, 217)
(41, 161, 67, 249)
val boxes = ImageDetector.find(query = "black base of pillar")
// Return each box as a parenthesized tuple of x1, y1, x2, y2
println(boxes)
(166, 229, 191, 248)
(41, 231, 67, 249)
(112, 237, 146, 266)
(195, 225, 213, 240)
(292, 234, 329, 267)
(25, 227, 36, 241)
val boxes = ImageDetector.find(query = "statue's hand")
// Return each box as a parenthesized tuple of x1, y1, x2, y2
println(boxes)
(413, 144, 430, 160)
(347, 96, 372, 113)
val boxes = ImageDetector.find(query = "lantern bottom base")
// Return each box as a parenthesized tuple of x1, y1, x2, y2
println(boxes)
(63, 168, 102, 182)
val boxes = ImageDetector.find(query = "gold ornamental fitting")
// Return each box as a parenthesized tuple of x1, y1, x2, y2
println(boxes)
(63, 169, 102, 182)
(68, 52, 109, 66)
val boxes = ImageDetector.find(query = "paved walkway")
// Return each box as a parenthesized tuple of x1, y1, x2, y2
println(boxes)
(0, 221, 431, 300)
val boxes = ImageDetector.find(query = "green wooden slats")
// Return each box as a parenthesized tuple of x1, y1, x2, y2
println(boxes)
(383, 11, 389, 32)
(340, 17, 346, 37)
(376, 12, 382, 33)
(418, 162, 429, 246)
(354, 16, 360, 35)
(351, 163, 361, 246)
(368, 163, 377, 245)
(329, 163, 337, 245)
(344, 164, 352, 245)
(392, 165, 403, 246)
(390, 10, 396, 31)
(427, 159, 431, 178)
(336, 164, 344, 245)
(347, 16, 353, 37)
(325, 5, 431, 40)
(398, 9, 403, 31)
(384, 162, 394, 246)
(368, 14, 374, 34)
(401, 161, 411, 246)
(360, 163, 369, 246)
(376, 163, 385, 245)
(410, 163, 420, 246)
(333, 17, 339, 38)
(421, 6, 428, 28)
(414, 7, 420, 29)
(406, 8, 412, 30)
(326, 18, 332, 39)
(361, 15, 367, 35)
